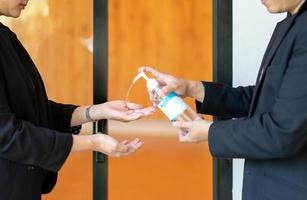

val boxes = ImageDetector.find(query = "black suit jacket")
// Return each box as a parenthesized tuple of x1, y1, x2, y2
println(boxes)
(0, 23, 77, 199)
(197, 3, 307, 200)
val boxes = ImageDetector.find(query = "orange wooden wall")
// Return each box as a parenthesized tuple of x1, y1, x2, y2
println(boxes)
(108, 0, 212, 111)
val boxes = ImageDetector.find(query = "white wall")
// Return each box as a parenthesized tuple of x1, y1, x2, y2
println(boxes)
(232, 1, 285, 200)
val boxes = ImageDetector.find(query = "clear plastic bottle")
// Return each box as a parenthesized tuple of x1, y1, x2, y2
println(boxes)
(135, 71, 199, 122)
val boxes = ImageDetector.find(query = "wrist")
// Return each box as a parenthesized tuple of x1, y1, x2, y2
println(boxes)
(71, 135, 94, 152)
(86, 105, 102, 121)
(187, 81, 204, 102)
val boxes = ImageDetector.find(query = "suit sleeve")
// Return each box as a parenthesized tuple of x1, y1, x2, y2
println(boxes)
(48, 100, 78, 133)
(196, 81, 254, 118)
(0, 82, 73, 172)
(208, 29, 307, 159)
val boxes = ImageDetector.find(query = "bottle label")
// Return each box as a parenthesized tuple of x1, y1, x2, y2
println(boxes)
(158, 92, 188, 121)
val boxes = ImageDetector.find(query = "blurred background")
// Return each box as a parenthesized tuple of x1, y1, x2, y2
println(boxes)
(0, 0, 213, 199)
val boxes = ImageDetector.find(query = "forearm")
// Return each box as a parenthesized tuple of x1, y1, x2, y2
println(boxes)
(78, 122, 94, 135)
(70, 106, 89, 126)
(208, 111, 307, 159)
(186, 80, 205, 102)
(196, 82, 254, 118)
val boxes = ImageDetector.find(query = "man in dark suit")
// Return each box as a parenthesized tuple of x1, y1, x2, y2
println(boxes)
(140, 0, 307, 199)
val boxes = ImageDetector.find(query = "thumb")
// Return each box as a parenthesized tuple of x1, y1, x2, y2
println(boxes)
(172, 121, 191, 130)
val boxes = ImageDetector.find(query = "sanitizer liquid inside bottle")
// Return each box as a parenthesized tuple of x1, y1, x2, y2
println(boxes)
(132, 71, 199, 122)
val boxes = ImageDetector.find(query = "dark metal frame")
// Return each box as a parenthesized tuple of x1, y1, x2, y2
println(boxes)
(213, 0, 233, 200)
(93, 0, 108, 200)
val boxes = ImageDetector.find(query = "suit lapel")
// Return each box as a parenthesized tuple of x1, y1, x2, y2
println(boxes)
(261, 16, 295, 73)
(255, 23, 281, 85)
(248, 15, 296, 117)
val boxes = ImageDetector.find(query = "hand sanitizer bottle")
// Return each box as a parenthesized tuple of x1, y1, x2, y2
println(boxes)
(134, 71, 199, 121)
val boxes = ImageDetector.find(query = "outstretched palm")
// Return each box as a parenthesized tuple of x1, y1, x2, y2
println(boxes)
(101, 100, 155, 122)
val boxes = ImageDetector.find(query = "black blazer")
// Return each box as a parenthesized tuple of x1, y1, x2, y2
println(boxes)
(0, 24, 77, 199)
(197, 3, 307, 200)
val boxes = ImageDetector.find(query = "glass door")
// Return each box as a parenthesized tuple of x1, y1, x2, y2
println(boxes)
(93, 0, 213, 199)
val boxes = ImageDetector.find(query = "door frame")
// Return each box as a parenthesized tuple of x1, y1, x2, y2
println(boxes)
(93, 0, 108, 200)
(213, 0, 233, 200)
(92, 1, 233, 200)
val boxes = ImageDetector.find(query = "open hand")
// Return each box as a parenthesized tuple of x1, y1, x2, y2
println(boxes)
(90, 133, 143, 157)
(91, 100, 156, 122)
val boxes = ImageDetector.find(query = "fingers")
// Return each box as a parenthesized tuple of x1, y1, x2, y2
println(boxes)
(123, 112, 143, 121)
(147, 89, 154, 103)
(138, 66, 167, 85)
(138, 66, 182, 96)
(138, 66, 160, 77)
(113, 138, 144, 157)
(172, 121, 192, 130)
(160, 85, 176, 97)
(139, 106, 156, 114)
(115, 143, 129, 153)
(175, 120, 211, 143)
(125, 100, 156, 114)
(121, 140, 129, 145)
(173, 121, 192, 143)
(94, 134, 142, 157)
(125, 110, 135, 115)
(122, 107, 156, 122)
(126, 138, 144, 155)
(125, 102, 143, 110)
(128, 138, 144, 149)
(178, 129, 190, 142)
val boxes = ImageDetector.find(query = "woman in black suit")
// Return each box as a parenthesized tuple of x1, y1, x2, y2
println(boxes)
(141, 0, 307, 199)
(0, 0, 154, 199)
